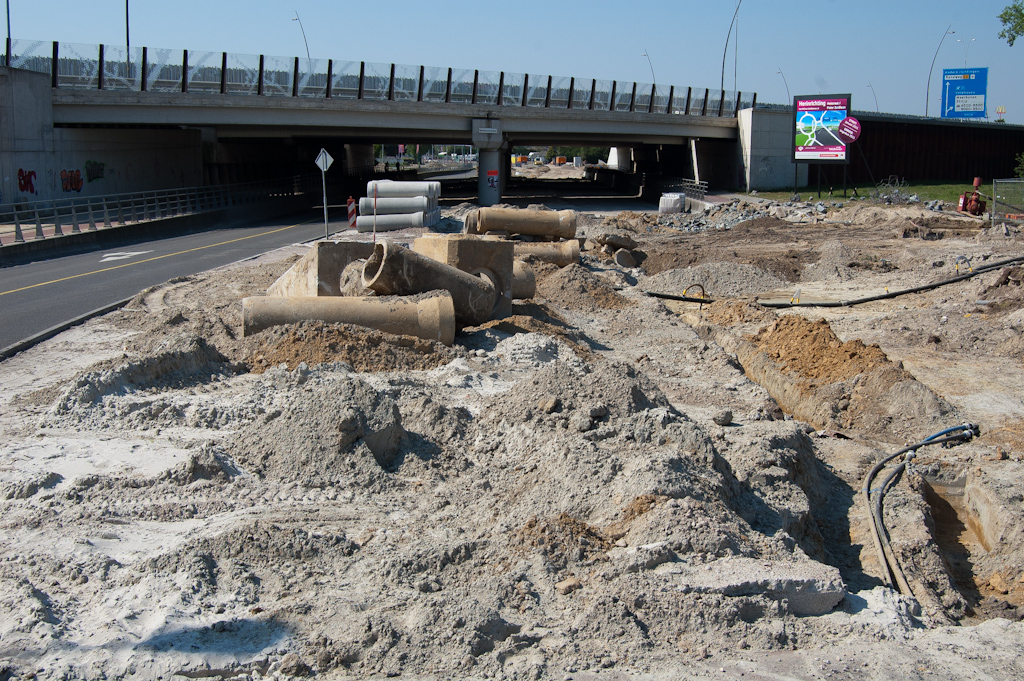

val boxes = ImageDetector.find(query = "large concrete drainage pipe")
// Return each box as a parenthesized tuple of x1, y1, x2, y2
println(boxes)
(513, 240, 580, 267)
(477, 208, 577, 239)
(362, 239, 497, 326)
(512, 261, 536, 299)
(241, 293, 456, 346)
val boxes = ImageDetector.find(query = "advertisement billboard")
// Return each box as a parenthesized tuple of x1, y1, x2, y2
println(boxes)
(792, 94, 853, 164)
(941, 68, 988, 119)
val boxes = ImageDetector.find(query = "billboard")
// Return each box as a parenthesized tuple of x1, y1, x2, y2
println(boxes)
(792, 94, 852, 164)
(941, 68, 988, 119)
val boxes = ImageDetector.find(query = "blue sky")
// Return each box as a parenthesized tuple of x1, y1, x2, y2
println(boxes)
(6, 0, 1024, 125)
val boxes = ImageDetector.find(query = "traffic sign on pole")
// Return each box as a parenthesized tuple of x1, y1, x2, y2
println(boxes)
(314, 148, 334, 237)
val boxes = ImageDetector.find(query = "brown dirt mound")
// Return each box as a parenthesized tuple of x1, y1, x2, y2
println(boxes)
(247, 321, 455, 373)
(748, 315, 907, 386)
(703, 301, 778, 327)
(512, 513, 612, 567)
(537, 264, 632, 311)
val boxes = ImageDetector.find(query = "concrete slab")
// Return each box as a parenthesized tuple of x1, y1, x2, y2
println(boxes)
(267, 241, 375, 297)
(413, 234, 514, 319)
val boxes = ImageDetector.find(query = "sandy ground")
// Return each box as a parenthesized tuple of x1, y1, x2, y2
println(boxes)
(1, 196, 1023, 680)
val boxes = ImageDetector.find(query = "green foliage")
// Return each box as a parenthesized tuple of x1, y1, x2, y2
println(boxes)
(999, 1, 1024, 46)
(1015, 151, 1024, 179)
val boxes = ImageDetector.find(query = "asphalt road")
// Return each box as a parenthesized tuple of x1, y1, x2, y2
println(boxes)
(0, 210, 335, 352)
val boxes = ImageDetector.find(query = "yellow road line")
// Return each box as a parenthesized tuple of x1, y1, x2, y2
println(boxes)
(1, 220, 315, 296)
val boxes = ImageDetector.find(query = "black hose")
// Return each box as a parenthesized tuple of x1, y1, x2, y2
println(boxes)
(644, 255, 1024, 309)
(863, 425, 978, 594)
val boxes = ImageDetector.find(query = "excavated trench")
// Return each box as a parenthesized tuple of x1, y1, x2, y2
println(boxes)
(922, 474, 1019, 620)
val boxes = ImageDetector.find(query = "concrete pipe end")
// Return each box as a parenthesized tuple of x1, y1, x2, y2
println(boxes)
(512, 261, 536, 299)
(422, 293, 457, 346)
(362, 240, 393, 292)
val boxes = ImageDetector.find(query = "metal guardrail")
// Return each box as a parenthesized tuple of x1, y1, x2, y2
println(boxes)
(659, 177, 709, 202)
(2, 38, 755, 118)
(0, 175, 317, 247)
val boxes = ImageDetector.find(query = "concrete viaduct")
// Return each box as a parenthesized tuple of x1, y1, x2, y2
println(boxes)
(3, 39, 815, 206)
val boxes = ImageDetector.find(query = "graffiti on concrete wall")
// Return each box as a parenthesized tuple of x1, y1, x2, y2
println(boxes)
(61, 169, 84, 193)
(85, 160, 106, 182)
(18, 169, 38, 195)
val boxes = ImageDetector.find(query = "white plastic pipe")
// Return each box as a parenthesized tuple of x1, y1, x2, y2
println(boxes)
(358, 196, 431, 215)
(366, 180, 440, 199)
(355, 212, 424, 233)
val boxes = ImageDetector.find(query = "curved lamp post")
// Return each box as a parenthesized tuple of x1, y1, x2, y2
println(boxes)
(777, 67, 790, 103)
(925, 24, 954, 117)
(720, 0, 743, 94)
(293, 12, 311, 64)
(867, 82, 879, 112)
(641, 49, 656, 88)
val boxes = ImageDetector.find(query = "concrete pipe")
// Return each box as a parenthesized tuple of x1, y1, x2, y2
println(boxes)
(477, 208, 577, 240)
(463, 209, 481, 235)
(355, 212, 424, 233)
(362, 239, 497, 325)
(359, 196, 431, 215)
(367, 180, 440, 199)
(512, 260, 536, 299)
(513, 239, 580, 267)
(241, 293, 456, 346)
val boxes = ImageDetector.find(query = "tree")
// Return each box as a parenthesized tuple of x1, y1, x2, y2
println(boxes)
(1015, 151, 1024, 179)
(999, 1, 1024, 46)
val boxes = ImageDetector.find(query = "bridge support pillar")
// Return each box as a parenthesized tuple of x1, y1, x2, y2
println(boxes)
(473, 119, 505, 207)
(612, 146, 633, 172)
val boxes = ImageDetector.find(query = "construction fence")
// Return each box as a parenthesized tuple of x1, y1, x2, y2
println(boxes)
(992, 178, 1024, 226)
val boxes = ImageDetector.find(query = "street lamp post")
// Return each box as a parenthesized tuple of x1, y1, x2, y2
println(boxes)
(867, 82, 879, 112)
(925, 24, 954, 117)
(720, 0, 743, 94)
(777, 67, 790, 103)
(957, 35, 975, 67)
(6, 0, 12, 64)
(125, 1, 130, 51)
(641, 49, 656, 88)
(293, 12, 311, 64)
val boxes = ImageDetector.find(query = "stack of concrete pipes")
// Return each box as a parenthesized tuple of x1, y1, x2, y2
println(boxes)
(464, 207, 581, 268)
(355, 180, 442, 233)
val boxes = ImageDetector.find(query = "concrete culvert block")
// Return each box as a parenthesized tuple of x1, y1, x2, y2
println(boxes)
(362, 239, 497, 326)
(413, 234, 514, 319)
(267, 241, 375, 297)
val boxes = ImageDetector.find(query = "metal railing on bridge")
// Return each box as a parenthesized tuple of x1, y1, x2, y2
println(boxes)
(3, 38, 755, 118)
(0, 176, 317, 248)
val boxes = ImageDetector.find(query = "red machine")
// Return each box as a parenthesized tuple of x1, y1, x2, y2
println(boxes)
(958, 177, 987, 216)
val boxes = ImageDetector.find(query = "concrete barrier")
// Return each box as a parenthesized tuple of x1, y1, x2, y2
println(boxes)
(241, 293, 456, 345)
